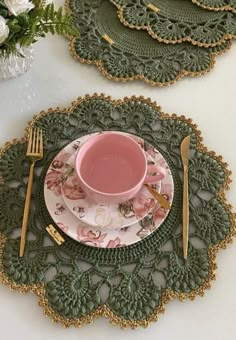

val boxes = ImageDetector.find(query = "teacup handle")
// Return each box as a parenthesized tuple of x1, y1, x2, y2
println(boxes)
(144, 164, 166, 184)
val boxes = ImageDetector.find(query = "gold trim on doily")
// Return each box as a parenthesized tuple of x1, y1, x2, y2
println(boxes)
(110, 0, 236, 48)
(64, 0, 232, 87)
(0, 94, 236, 329)
(192, 0, 236, 14)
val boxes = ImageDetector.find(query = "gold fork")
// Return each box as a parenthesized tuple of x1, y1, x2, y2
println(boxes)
(19, 128, 43, 257)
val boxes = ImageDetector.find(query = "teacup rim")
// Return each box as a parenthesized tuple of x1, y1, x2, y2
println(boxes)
(74, 131, 148, 197)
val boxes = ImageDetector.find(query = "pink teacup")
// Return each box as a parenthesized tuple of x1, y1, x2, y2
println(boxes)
(75, 133, 166, 205)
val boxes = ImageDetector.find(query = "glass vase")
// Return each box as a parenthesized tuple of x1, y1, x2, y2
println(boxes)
(0, 45, 34, 81)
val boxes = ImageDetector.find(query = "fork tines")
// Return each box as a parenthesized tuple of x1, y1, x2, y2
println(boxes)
(27, 128, 43, 156)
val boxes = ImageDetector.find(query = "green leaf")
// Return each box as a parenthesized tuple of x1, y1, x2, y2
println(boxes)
(43, 3, 50, 21)
(49, 25, 55, 35)
(0, 8, 8, 17)
(7, 18, 19, 27)
(49, 3, 55, 21)
(31, 20, 39, 33)
(56, 7, 63, 21)
(9, 24, 22, 33)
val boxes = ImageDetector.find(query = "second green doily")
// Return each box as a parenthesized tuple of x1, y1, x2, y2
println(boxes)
(67, 0, 231, 87)
(110, 0, 236, 46)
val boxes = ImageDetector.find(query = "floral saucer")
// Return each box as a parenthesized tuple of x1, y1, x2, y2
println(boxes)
(60, 147, 159, 230)
(44, 132, 174, 248)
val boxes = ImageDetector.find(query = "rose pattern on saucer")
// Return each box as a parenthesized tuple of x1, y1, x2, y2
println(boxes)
(44, 132, 174, 248)
(45, 149, 73, 196)
(107, 237, 124, 248)
(76, 227, 124, 248)
(45, 170, 62, 197)
(54, 203, 66, 215)
(63, 175, 86, 200)
(119, 194, 155, 219)
(76, 226, 108, 246)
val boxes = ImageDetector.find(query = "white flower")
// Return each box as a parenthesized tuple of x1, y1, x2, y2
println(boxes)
(0, 15, 9, 44)
(4, 0, 35, 16)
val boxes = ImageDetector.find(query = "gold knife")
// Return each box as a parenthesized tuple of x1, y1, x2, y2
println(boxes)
(180, 136, 191, 259)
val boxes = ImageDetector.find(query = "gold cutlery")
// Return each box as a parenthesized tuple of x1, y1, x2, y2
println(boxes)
(144, 184, 171, 210)
(180, 135, 191, 259)
(19, 128, 43, 257)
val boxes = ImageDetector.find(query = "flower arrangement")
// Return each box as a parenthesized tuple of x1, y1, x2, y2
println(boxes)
(0, 0, 77, 55)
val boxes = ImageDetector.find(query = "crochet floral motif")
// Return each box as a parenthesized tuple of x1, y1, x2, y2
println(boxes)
(165, 246, 210, 293)
(159, 118, 199, 147)
(192, 198, 231, 245)
(115, 101, 160, 129)
(107, 273, 161, 320)
(3, 239, 47, 284)
(0, 94, 235, 329)
(111, 0, 236, 46)
(34, 112, 71, 146)
(189, 152, 225, 193)
(46, 270, 101, 318)
(67, 0, 231, 86)
(0, 142, 29, 181)
(0, 188, 24, 234)
(71, 98, 114, 130)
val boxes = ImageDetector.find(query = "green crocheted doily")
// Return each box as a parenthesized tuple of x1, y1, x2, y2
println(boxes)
(192, 0, 236, 13)
(67, 0, 231, 87)
(0, 94, 235, 329)
(111, 0, 236, 46)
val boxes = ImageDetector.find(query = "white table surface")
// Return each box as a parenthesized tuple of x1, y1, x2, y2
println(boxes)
(0, 3, 236, 339)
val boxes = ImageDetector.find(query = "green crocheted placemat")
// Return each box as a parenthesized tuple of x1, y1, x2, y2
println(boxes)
(192, 0, 236, 13)
(0, 94, 235, 329)
(66, 0, 231, 87)
(110, 0, 236, 46)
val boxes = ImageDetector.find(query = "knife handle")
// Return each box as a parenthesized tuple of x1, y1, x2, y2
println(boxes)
(182, 165, 189, 259)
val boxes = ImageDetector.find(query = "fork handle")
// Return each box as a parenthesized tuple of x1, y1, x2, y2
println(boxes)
(19, 162, 35, 257)
(182, 165, 189, 260)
